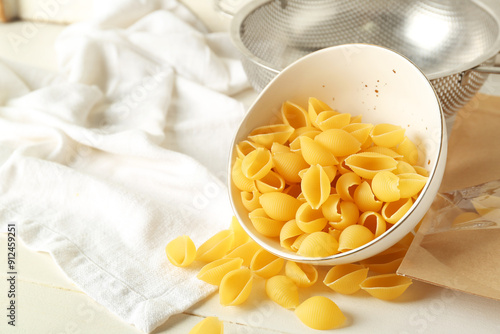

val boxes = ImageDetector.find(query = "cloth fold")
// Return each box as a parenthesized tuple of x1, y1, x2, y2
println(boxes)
(0, 0, 249, 332)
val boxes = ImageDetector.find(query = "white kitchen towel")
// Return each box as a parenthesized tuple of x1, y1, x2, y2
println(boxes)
(0, 0, 249, 332)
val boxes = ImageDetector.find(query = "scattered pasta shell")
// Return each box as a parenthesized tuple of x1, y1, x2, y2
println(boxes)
(272, 152, 309, 183)
(250, 248, 285, 278)
(299, 136, 339, 166)
(308, 97, 332, 127)
(370, 123, 405, 148)
(295, 296, 346, 330)
(301, 164, 331, 209)
(315, 129, 361, 156)
(282, 100, 311, 128)
(360, 250, 406, 274)
(189, 316, 223, 334)
(338, 225, 374, 252)
(353, 181, 383, 212)
(323, 264, 369, 294)
(343, 122, 373, 145)
(396, 136, 418, 165)
(290, 233, 309, 252)
(248, 208, 286, 237)
(296, 203, 328, 233)
(285, 261, 318, 288)
(271, 142, 291, 154)
(219, 267, 253, 306)
(196, 230, 234, 263)
(393, 160, 417, 175)
(231, 158, 255, 192)
(321, 194, 342, 221)
(236, 140, 263, 159)
(229, 216, 251, 249)
(280, 220, 304, 250)
(255, 170, 285, 193)
(166, 235, 196, 267)
(358, 211, 387, 238)
(360, 274, 412, 300)
(259, 192, 303, 221)
(224, 240, 262, 267)
(248, 124, 294, 149)
(372, 170, 401, 202)
(265, 275, 300, 309)
(197, 258, 244, 286)
(315, 111, 351, 131)
(297, 232, 339, 257)
(328, 201, 359, 230)
(241, 147, 273, 180)
(381, 198, 413, 224)
(344, 152, 397, 179)
(336, 172, 361, 202)
(397, 173, 427, 198)
(241, 190, 262, 212)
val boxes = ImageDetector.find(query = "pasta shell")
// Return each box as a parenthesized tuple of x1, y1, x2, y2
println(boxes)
(360, 274, 412, 300)
(290, 233, 309, 252)
(248, 124, 294, 149)
(282, 101, 311, 129)
(372, 171, 401, 202)
(353, 181, 383, 212)
(370, 123, 405, 148)
(295, 296, 346, 330)
(396, 136, 418, 165)
(166, 235, 196, 267)
(301, 164, 331, 209)
(344, 152, 397, 179)
(343, 123, 373, 145)
(315, 111, 351, 131)
(241, 147, 273, 180)
(299, 136, 339, 166)
(250, 248, 285, 278)
(308, 97, 332, 127)
(413, 165, 429, 177)
(271, 142, 291, 154)
(393, 160, 417, 175)
(189, 316, 223, 334)
(297, 231, 339, 257)
(224, 240, 262, 267)
(350, 114, 363, 123)
(285, 261, 318, 287)
(335, 172, 361, 202)
(360, 249, 406, 274)
(364, 146, 403, 159)
(236, 140, 263, 159)
(272, 152, 309, 183)
(358, 211, 387, 238)
(397, 173, 428, 198)
(323, 165, 338, 183)
(248, 208, 286, 237)
(197, 258, 244, 285)
(229, 216, 251, 249)
(328, 228, 342, 241)
(283, 184, 302, 198)
(315, 129, 361, 157)
(280, 219, 304, 250)
(259, 192, 303, 221)
(328, 201, 359, 230)
(196, 230, 235, 263)
(289, 126, 321, 142)
(219, 267, 253, 306)
(337, 156, 354, 175)
(255, 170, 285, 193)
(231, 158, 255, 192)
(296, 202, 328, 233)
(323, 264, 369, 294)
(265, 275, 300, 309)
(241, 190, 262, 212)
(338, 225, 374, 252)
(381, 198, 413, 224)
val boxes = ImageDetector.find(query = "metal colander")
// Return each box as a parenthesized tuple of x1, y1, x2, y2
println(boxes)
(228, 0, 500, 118)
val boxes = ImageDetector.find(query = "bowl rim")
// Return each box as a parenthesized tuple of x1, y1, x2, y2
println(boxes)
(228, 43, 447, 264)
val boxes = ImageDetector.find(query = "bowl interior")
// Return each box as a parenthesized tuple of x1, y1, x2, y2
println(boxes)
(229, 44, 447, 265)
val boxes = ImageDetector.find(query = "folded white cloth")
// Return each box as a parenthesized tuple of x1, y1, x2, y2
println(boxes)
(0, 0, 249, 332)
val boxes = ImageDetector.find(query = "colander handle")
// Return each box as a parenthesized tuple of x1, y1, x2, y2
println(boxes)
(471, 52, 500, 74)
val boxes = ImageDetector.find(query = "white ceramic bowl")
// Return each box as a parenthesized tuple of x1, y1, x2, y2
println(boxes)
(228, 44, 447, 265)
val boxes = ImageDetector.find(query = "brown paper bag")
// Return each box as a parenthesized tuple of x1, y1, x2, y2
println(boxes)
(398, 94, 500, 300)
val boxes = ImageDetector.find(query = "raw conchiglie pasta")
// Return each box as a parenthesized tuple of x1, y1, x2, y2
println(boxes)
(301, 164, 331, 209)
(299, 136, 339, 166)
(358, 211, 387, 238)
(297, 232, 339, 257)
(343, 122, 373, 145)
(323, 165, 338, 182)
(272, 152, 309, 183)
(255, 171, 285, 193)
(364, 146, 403, 159)
(232, 158, 255, 192)
(290, 233, 309, 252)
(282, 100, 310, 128)
(372, 170, 401, 202)
(345, 152, 397, 179)
(285, 261, 318, 288)
(197, 258, 244, 285)
(196, 230, 234, 263)
(265, 275, 300, 309)
(296, 203, 328, 233)
(295, 296, 346, 330)
(289, 126, 321, 142)
(328, 201, 359, 230)
(250, 248, 285, 278)
(248, 124, 294, 148)
(259, 192, 303, 221)
(337, 156, 354, 175)
(336, 172, 361, 202)
(360, 249, 406, 274)
(323, 264, 369, 294)
(219, 267, 253, 306)
(413, 165, 429, 177)
(393, 160, 417, 175)
(189, 316, 223, 334)
(248, 208, 286, 237)
(338, 225, 374, 252)
(350, 114, 363, 123)
(224, 240, 262, 267)
(396, 136, 419, 165)
(360, 274, 412, 300)
(321, 194, 341, 221)
(397, 173, 428, 198)
(283, 183, 302, 198)
(381, 198, 413, 224)
(280, 220, 304, 250)
(237, 140, 263, 159)
(271, 142, 291, 154)
(166, 235, 196, 267)
(353, 181, 383, 212)
(241, 190, 262, 212)
(370, 123, 405, 148)
(315, 110, 351, 131)
(328, 228, 342, 241)
(241, 147, 273, 180)
(315, 129, 361, 156)
(229, 216, 251, 249)
(308, 97, 332, 127)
